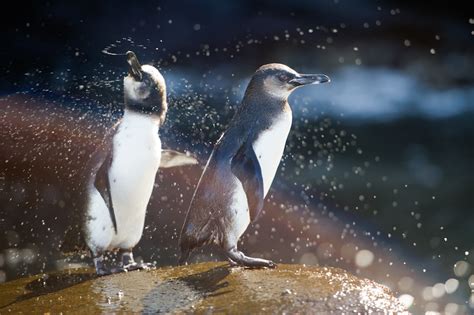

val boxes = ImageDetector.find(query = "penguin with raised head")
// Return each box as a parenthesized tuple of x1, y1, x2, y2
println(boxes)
(179, 64, 330, 268)
(85, 51, 198, 275)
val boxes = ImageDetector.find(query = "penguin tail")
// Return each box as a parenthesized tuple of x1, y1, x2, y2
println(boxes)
(178, 230, 193, 265)
(178, 247, 191, 266)
(178, 226, 208, 265)
(178, 233, 198, 265)
(178, 219, 215, 266)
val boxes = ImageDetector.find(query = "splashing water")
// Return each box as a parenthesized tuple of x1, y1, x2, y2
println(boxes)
(1, 2, 473, 313)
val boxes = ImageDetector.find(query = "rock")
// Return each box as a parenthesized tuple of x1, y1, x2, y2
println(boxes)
(0, 262, 406, 313)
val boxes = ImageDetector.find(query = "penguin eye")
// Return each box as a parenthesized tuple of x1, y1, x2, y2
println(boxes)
(278, 74, 289, 82)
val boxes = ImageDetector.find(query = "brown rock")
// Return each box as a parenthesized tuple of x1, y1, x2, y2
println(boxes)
(0, 262, 406, 313)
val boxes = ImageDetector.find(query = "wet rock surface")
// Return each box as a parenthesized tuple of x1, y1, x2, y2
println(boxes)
(0, 262, 406, 313)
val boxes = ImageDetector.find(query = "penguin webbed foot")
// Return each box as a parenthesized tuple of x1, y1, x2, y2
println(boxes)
(123, 262, 154, 271)
(120, 250, 154, 271)
(92, 251, 154, 276)
(96, 269, 112, 276)
(93, 255, 115, 276)
(227, 257, 239, 267)
(226, 247, 277, 269)
(95, 263, 151, 275)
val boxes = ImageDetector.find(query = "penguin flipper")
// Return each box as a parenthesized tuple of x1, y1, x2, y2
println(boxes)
(160, 149, 199, 168)
(231, 140, 265, 222)
(88, 123, 119, 234)
(94, 152, 117, 233)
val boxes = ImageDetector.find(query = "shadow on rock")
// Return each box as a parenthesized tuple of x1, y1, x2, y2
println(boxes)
(141, 265, 231, 313)
(0, 271, 96, 310)
(177, 265, 231, 297)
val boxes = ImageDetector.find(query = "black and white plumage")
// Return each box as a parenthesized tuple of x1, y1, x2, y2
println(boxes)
(84, 52, 198, 275)
(178, 63, 330, 268)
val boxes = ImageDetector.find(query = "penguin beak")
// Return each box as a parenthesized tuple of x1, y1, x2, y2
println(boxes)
(126, 51, 143, 81)
(290, 74, 330, 86)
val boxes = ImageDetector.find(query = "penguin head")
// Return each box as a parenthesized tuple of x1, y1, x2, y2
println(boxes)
(123, 51, 167, 122)
(248, 63, 330, 100)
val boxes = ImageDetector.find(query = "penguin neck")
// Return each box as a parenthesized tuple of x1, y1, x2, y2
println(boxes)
(122, 108, 161, 132)
(124, 102, 167, 124)
(242, 89, 289, 112)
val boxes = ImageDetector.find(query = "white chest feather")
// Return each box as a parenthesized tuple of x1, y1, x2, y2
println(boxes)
(108, 110, 161, 247)
(252, 111, 292, 197)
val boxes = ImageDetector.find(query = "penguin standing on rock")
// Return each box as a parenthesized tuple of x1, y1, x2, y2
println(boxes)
(179, 64, 330, 268)
(85, 51, 198, 275)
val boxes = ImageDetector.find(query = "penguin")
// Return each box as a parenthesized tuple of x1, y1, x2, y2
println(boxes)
(178, 63, 330, 268)
(85, 51, 198, 275)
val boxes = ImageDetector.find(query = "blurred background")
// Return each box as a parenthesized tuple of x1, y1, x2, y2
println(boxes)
(0, 0, 473, 313)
